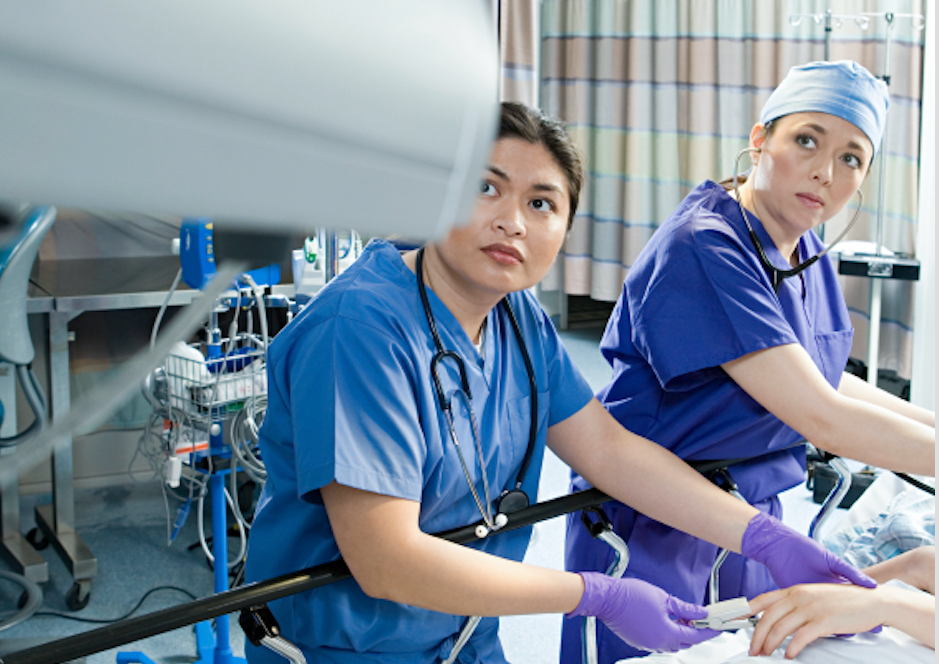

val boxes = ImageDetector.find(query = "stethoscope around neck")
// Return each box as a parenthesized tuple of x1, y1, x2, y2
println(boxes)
(415, 247, 537, 539)
(732, 147, 863, 293)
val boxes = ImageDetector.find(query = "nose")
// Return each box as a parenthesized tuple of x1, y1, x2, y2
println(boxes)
(811, 156, 834, 186)
(494, 198, 526, 236)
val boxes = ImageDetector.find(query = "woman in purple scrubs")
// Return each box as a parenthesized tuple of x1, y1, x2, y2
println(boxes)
(562, 61, 936, 662)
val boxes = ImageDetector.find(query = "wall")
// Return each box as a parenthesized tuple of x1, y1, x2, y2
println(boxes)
(910, 7, 934, 412)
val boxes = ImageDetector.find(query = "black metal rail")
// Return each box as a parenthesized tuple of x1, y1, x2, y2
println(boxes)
(0, 488, 612, 664)
(6, 449, 928, 664)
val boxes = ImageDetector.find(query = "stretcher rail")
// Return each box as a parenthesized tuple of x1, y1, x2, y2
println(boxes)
(5, 449, 929, 664)
(0, 488, 612, 664)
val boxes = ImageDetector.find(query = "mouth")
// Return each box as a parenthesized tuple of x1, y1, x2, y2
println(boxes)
(796, 192, 825, 209)
(481, 243, 523, 265)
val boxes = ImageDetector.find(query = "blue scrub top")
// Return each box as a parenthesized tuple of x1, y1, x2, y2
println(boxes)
(246, 239, 593, 664)
(562, 181, 854, 664)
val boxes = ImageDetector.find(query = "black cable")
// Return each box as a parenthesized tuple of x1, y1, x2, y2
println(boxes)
(894, 472, 935, 495)
(30, 586, 198, 625)
(0, 488, 612, 664)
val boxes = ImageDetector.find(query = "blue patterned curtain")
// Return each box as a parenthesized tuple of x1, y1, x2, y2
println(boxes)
(538, 0, 926, 379)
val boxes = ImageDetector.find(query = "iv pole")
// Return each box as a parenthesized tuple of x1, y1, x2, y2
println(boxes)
(788, 10, 872, 242)
(854, 12, 925, 387)
(788, 9, 925, 387)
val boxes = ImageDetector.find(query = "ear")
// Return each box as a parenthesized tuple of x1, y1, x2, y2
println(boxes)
(750, 123, 769, 152)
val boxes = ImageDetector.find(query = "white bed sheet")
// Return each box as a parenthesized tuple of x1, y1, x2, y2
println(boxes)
(634, 622, 933, 664)
(624, 474, 936, 664)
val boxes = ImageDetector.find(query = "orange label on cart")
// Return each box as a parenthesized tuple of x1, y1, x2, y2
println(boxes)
(175, 439, 210, 455)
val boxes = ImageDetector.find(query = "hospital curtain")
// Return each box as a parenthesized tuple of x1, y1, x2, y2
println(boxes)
(538, 0, 926, 380)
(500, 0, 541, 105)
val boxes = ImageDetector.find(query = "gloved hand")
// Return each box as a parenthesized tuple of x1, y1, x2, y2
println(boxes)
(741, 512, 877, 590)
(567, 572, 720, 652)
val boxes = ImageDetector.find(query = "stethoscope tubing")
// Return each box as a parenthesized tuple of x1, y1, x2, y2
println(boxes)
(732, 147, 863, 293)
(415, 246, 538, 531)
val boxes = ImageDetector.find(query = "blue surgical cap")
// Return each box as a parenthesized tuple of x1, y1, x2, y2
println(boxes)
(760, 61, 889, 154)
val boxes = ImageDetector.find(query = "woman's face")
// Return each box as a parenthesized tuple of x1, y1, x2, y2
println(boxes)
(749, 112, 872, 238)
(432, 137, 571, 302)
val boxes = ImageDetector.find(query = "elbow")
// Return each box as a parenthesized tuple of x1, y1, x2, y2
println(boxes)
(345, 560, 412, 604)
(794, 393, 858, 457)
(805, 429, 845, 457)
(347, 566, 396, 602)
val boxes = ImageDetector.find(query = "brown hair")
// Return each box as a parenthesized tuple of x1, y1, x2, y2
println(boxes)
(499, 102, 584, 229)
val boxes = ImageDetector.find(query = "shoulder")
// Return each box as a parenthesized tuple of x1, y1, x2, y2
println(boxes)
(270, 240, 421, 362)
(630, 181, 748, 282)
(668, 181, 746, 245)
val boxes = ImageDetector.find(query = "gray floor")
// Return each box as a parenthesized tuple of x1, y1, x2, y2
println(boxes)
(0, 323, 845, 664)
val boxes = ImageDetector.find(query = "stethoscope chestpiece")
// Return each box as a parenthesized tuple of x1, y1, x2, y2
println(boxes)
(497, 488, 529, 515)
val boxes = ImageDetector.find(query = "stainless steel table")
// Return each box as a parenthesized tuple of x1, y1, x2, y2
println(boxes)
(22, 256, 199, 608)
(0, 284, 55, 584)
(20, 256, 292, 608)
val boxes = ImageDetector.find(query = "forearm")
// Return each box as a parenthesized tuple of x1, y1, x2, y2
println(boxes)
(366, 531, 583, 616)
(815, 394, 934, 475)
(839, 372, 935, 427)
(865, 546, 936, 594)
(551, 400, 758, 553)
(722, 346, 935, 477)
(590, 439, 757, 552)
(321, 481, 584, 617)
(878, 585, 936, 649)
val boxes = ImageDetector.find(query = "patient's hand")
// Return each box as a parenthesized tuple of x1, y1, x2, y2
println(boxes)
(748, 581, 935, 658)
(865, 545, 935, 594)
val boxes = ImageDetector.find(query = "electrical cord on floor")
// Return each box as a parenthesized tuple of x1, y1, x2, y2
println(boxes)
(30, 586, 199, 624)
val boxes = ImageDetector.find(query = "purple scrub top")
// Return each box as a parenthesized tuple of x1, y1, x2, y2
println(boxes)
(562, 180, 854, 663)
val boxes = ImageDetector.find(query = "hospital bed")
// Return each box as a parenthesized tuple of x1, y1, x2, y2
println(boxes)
(632, 471, 936, 664)
(637, 612, 934, 664)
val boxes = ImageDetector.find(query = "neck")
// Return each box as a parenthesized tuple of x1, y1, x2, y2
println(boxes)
(406, 246, 500, 344)
(737, 181, 801, 267)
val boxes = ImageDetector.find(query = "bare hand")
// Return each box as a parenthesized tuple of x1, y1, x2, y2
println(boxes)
(748, 584, 886, 658)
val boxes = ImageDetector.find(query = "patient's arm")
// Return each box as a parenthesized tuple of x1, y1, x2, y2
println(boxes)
(865, 545, 935, 594)
(748, 582, 935, 658)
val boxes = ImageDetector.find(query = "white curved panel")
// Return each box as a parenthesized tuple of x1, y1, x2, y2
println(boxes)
(0, 0, 499, 239)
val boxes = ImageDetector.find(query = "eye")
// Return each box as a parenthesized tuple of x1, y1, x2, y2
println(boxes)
(842, 153, 863, 170)
(530, 198, 557, 213)
(479, 181, 497, 197)
(795, 134, 817, 149)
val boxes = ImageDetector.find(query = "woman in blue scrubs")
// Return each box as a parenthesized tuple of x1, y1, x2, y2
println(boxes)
(563, 62, 936, 663)
(246, 102, 875, 664)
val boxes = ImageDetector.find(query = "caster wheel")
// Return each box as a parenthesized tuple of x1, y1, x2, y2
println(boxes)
(65, 580, 91, 611)
(25, 528, 49, 551)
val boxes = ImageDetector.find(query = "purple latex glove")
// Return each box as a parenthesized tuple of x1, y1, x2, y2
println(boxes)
(741, 512, 877, 589)
(567, 572, 720, 653)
